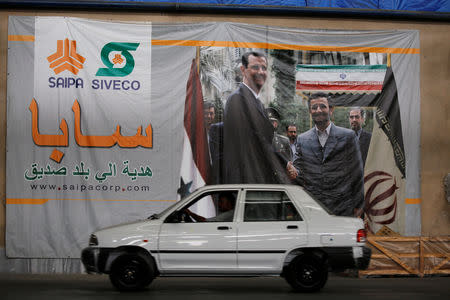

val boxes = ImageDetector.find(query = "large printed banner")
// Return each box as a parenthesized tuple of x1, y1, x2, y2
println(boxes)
(7, 16, 420, 258)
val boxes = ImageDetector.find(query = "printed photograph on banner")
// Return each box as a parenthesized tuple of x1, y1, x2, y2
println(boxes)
(190, 47, 405, 233)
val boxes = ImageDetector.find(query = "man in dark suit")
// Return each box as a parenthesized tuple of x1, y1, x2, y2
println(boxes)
(203, 101, 216, 133)
(289, 93, 364, 217)
(222, 51, 288, 184)
(209, 121, 223, 184)
(349, 107, 372, 167)
(286, 124, 298, 161)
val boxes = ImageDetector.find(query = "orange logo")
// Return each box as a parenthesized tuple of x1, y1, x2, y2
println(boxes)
(47, 38, 86, 75)
(112, 54, 124, 65)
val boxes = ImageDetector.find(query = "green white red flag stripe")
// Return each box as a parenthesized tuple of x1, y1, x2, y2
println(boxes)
(296, 64, 387, 93)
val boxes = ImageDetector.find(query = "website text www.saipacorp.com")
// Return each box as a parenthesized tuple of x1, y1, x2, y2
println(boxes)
(30, 183, 150, 192)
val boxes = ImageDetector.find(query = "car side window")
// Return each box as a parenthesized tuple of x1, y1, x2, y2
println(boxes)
(244, 191, 302, 222)
(179, 190, 238, 223)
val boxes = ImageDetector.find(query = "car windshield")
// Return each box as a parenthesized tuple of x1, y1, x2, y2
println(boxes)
(148, 186, 207, 219)
(148, 201, 179, 219)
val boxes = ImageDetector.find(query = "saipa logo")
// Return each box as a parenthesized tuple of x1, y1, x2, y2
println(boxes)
(48, 38, 85, 89)
(47, 38, 86, 75)
(96, 42, 140, 77)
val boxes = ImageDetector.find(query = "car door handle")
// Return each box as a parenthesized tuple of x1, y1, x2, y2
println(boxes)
(217, 226, 230, 230)
(287, 225, 298, 229)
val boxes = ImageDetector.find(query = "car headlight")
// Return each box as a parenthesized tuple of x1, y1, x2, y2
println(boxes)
(89, 234, 98, 246)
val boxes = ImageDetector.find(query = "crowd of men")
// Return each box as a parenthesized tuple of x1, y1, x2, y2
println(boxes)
(202, 51, 372, 217)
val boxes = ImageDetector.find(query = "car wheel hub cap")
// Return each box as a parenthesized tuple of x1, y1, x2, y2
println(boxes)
(123, 267, 137, 282)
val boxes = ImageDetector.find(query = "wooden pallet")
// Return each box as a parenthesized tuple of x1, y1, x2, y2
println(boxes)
(359, 236, 450, 277)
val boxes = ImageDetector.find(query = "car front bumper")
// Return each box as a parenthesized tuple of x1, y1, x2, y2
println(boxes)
(81, 247, 114, 274)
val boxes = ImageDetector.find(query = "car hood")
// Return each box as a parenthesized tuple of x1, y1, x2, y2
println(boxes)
(94, 218, 161, 247)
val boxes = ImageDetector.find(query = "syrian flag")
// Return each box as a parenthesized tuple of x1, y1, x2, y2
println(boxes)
(177, 58, 214, 217)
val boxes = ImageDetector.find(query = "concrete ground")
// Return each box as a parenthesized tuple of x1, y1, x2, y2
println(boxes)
(0, 273, 448, 300)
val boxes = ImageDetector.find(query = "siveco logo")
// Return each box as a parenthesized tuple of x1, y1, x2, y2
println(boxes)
(96, 42, 140, 77)
(47, 39, 86, 75)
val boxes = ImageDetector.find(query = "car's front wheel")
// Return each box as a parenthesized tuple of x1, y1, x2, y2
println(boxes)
(109, 253, 155, 291)
(285, 254, 328, 292)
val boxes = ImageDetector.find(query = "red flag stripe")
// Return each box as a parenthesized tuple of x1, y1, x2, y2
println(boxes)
(184, 59, 210, 183)
(296, 81, 383, 91)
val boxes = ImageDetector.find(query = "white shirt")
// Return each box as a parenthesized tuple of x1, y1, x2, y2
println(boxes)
(315, 123, 332, 147)
(242, 82, 261, 99)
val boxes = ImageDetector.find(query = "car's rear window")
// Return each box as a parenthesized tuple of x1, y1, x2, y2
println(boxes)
(243, 190, 303, 222)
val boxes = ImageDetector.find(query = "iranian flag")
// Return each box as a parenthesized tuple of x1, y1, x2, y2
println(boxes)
(296, 64, 386, 94)
(364, 122, 405, 234)
(363, 67, 406, 234)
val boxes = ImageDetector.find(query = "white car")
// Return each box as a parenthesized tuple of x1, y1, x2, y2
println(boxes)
(81, 184, 371, 292)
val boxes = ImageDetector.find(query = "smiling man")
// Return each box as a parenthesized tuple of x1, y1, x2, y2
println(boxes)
(290, 93, 364, 217)
(222, 51, 288, 184)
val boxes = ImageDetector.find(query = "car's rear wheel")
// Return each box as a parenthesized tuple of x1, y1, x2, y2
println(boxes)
(285, 254, 328, 292)
(109, 253, 154, 291)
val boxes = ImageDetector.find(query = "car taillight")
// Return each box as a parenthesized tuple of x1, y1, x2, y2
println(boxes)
(357, 229, 367, 243)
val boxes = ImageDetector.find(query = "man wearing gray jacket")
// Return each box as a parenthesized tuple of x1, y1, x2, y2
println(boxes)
(289, 93, 364, 217)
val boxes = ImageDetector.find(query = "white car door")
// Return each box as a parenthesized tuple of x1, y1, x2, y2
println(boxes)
(158, 190, 239, 273)
(237, 189, 308, 272)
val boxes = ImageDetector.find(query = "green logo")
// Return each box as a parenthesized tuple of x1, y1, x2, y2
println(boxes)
(96, 42, 140, 77)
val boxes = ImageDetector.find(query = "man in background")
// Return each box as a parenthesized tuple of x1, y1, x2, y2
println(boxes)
(203, 101, 224, 184)
(349, 107, 372, 167)
(203, 101, 215, 132)
(267, 107, 292, 163)
(286, 124, 298, 161)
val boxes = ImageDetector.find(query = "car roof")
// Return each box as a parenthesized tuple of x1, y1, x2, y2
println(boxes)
(188, 184, 324, 211)
(193, 184, 305, 193)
